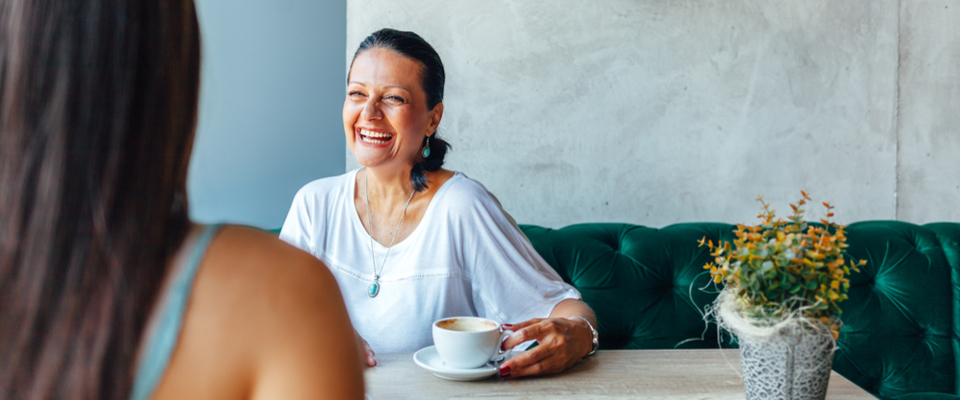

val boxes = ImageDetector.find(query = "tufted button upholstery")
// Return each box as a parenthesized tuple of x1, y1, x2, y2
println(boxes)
(520, 221, 960, 399)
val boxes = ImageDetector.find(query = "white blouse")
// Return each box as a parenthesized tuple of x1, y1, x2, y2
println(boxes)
(279, 169, 580, 354)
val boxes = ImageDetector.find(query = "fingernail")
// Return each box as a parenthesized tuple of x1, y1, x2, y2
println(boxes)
(502, 323, 513, 328)
(499, 365, 511, 376)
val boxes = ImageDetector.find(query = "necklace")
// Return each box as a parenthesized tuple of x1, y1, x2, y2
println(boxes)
(364, 169, 415, 298)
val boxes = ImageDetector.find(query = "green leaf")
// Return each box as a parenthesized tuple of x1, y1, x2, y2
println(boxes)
(760, 261, 774, 274)
(768, 281, 781, 291)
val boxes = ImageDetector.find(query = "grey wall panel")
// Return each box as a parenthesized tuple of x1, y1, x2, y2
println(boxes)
(347, 1, 907, 228)
(897, 1, 960, 223)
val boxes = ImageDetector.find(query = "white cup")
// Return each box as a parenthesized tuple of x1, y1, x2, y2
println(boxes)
(432, 317, 512, 369)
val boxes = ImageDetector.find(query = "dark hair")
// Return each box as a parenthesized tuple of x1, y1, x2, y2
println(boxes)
(0, 0, 201, 399)
(351, 28, 451, 192)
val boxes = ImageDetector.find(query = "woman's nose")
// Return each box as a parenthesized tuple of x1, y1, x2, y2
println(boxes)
(360, 100, 382, 120)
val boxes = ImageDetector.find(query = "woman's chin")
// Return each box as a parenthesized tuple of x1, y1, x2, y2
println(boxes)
(352, 153, 393, 169)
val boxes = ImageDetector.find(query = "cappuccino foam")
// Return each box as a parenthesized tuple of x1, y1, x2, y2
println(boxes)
(436, 318, 497, 332)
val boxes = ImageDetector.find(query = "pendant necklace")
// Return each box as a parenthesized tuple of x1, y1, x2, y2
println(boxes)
(364, 169, 415, 298)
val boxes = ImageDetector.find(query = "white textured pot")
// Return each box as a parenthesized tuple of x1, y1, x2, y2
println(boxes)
(736, 324, 834, 400)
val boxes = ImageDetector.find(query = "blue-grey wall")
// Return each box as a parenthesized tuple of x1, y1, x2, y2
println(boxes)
(188, 0, 347, 229)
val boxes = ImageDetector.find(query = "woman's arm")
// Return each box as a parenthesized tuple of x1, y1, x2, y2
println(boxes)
(548, 298, 597, 327)
(497, 299, 597, 379)
(444, 179, 597, 378)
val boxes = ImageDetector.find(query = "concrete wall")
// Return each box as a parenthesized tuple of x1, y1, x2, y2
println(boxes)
(897, 1, 960, 223)
(347, 0, 960, 228)
(188, 0, 346, 229)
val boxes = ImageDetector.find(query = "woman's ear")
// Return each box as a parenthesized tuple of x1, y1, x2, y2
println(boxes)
(426, 102, 444, 135)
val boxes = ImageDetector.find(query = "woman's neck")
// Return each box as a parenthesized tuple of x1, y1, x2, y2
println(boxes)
(363, 165, 416, 206)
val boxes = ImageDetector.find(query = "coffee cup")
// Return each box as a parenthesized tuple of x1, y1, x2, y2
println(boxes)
(432, 316, 512, 369)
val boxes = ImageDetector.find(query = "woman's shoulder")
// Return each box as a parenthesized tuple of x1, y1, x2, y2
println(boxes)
(152, 225, 363, 399)
(208, 225, 328, 271)
(198, 225, 342, 309)
(435, 172, 497, 204)
(432, 172, 508, 219)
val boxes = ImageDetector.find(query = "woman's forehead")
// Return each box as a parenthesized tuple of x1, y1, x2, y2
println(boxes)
(349, 48, 423, 91)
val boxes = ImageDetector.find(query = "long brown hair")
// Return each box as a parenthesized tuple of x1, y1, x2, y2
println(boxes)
(0, 0, 201, 398)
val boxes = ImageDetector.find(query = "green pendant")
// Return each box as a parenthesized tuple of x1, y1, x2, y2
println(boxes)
(368, 281, 380, 298)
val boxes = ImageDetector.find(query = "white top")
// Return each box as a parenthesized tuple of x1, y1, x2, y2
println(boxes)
(279, 169, 580, 354)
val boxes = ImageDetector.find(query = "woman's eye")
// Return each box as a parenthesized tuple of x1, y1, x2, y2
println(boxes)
(385, 95, 406, 104)
(348, 91, 365, 98)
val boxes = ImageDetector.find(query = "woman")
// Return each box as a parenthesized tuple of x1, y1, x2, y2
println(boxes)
(280, 28, 598, 379)
(0, 1, 364, 399)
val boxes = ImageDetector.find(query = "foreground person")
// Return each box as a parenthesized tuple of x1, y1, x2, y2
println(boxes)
(0, 1, 364, 399)
(280, 28, 598, 379)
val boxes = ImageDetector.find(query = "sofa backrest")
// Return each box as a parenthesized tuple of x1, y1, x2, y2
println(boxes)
(520, 221, 960, 399)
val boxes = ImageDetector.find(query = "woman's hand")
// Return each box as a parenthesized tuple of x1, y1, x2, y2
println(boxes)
(497, 317, 594, 379)
(355, 330, 377, 367)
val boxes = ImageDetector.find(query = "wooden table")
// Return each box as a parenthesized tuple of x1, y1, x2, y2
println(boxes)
(364, 349, 875, 399)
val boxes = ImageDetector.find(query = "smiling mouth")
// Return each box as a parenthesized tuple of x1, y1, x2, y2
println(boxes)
(358, 128, 393, 145)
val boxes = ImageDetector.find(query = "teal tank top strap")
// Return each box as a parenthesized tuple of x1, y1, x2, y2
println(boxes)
(130, 224, 222, 400)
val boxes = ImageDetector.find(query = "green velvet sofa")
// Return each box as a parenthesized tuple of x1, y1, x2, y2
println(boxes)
(518, 221, 960, 400)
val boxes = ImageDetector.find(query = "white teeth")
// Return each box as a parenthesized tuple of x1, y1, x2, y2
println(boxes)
(359, 129, 392, 139)
(358, 129, 392, 145)
(361, 135, 388, 144)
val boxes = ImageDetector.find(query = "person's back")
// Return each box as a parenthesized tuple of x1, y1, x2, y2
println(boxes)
(0, 0, 364, 399)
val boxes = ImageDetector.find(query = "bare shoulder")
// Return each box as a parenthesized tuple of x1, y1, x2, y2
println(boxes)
(197, 226, 341, 308)
(206, 225, 329, 281)
(152, 226, 364, 400)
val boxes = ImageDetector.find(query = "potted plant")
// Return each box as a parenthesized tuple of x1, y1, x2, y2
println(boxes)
(699, 192, 864, 400)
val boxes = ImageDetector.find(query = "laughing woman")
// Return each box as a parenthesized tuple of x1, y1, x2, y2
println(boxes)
(279, 28, 598, 379)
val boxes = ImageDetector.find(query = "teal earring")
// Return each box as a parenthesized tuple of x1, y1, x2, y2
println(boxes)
(422, 136, 431, 158)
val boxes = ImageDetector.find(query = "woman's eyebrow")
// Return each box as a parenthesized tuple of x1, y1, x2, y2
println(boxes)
(348, 81, 410, 92)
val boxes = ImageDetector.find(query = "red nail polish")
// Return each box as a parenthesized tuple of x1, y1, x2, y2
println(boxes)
(500, 365, 511, 375)
(502, 323, 513, 328)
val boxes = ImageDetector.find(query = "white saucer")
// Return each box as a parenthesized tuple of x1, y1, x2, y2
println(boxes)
(413, 346, 508, 381)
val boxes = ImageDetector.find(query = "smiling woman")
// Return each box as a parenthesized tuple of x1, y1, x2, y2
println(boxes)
(345, 47, 445, 186)
(279, 28, 600, 379)
(345, 29, 451, 192)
